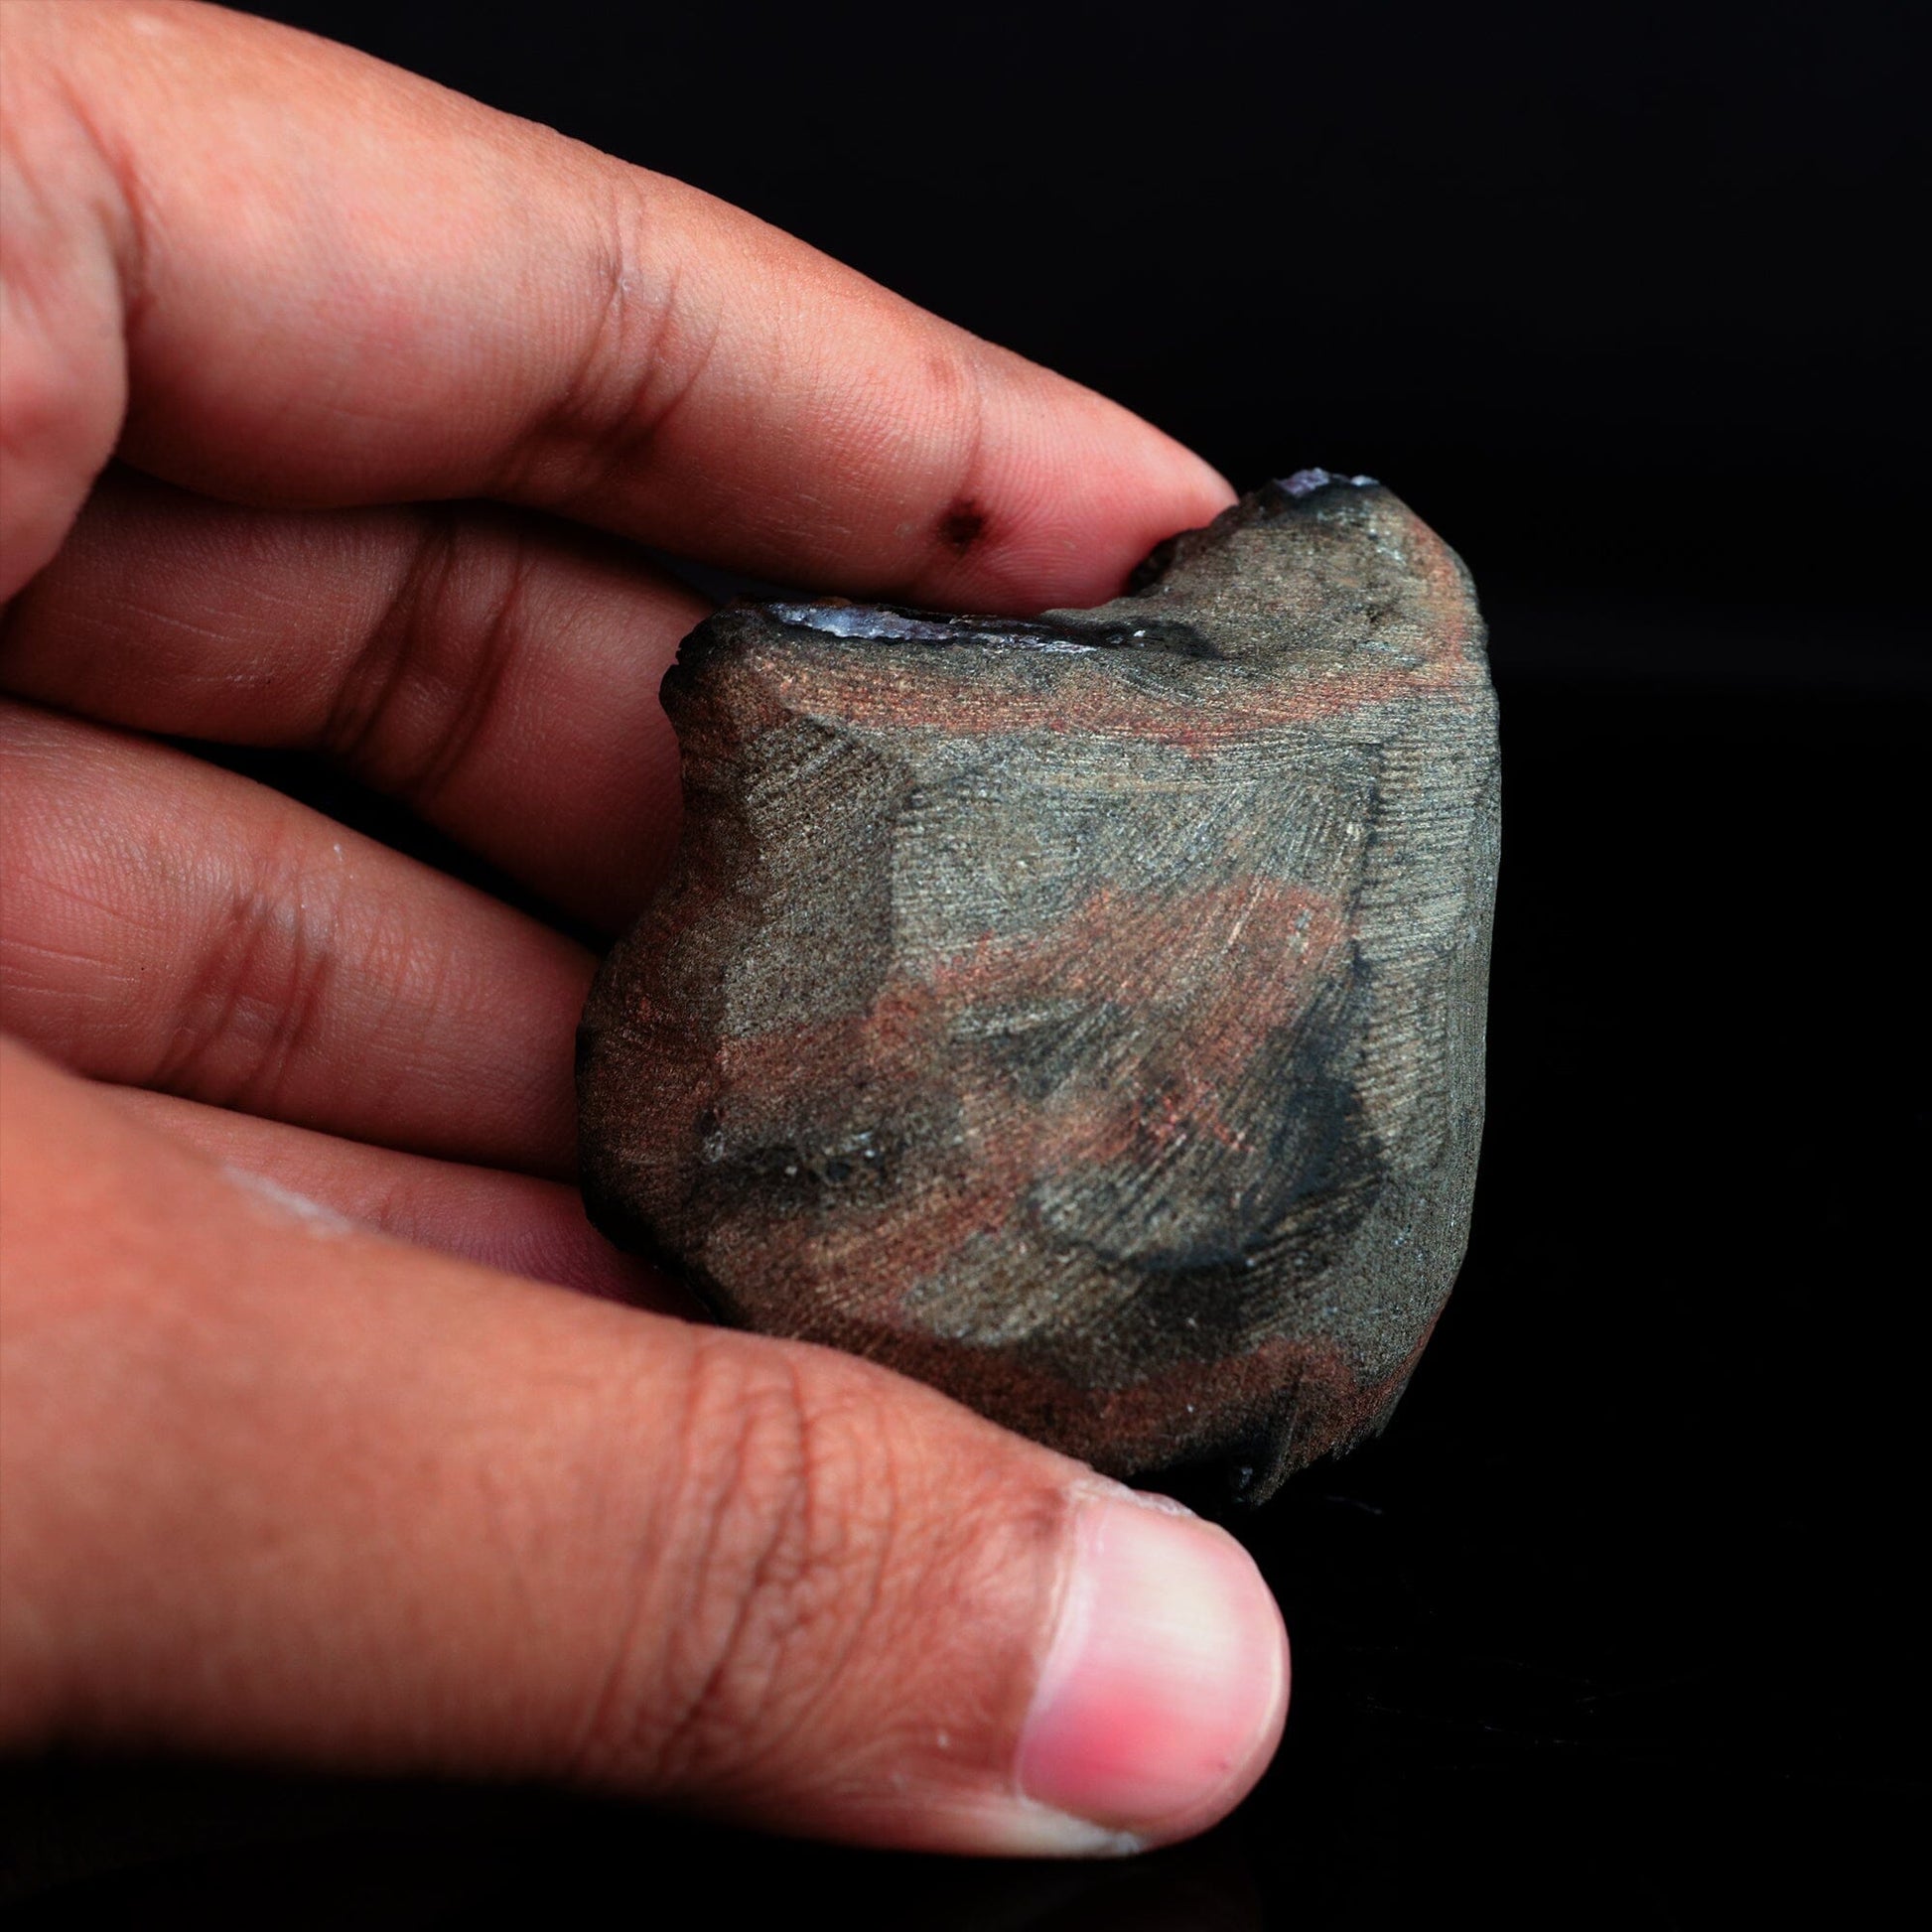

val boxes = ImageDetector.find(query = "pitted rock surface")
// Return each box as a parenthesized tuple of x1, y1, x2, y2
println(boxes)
(579, 474, 1499, 1501)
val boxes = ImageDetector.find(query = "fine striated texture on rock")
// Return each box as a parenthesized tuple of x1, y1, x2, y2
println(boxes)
(579, 474, 1499, 1501)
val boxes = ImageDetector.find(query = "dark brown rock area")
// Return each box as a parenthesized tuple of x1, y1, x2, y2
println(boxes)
(579, 474, 1499, 1501)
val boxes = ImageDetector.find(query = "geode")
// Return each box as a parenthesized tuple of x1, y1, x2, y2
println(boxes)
(579, 473, 1499, 1501)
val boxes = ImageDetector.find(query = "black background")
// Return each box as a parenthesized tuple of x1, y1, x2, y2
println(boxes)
(5, 0, 1926, 1924)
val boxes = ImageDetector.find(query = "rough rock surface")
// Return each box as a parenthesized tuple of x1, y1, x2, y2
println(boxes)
(579, 474, 1499, 1501)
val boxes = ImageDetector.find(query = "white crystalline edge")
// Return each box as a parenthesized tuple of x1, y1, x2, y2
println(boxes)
(764, 604, 1098, 652)
(766, 603, 958, 640)
(1279, 468, 1379, 496)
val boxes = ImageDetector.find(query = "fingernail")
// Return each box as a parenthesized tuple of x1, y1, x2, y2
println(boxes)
(1016, 1487, 1289, 1847)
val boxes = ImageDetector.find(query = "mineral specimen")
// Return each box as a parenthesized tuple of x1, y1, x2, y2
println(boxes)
(579, 473, 1499, 1501)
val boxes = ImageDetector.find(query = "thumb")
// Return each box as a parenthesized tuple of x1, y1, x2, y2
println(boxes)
(0, 1042, 1287, 1856)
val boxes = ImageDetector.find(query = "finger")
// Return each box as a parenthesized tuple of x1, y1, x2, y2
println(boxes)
(1, 1, 1233, 608)
(2, 1039, 1288, 1855)
(0, 701, 588, 1174)
(101, 1084, 695, 1315)
(1, 468, 703, 930)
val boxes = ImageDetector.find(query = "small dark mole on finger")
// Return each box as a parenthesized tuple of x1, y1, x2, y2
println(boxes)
(937, 501, 988, 555)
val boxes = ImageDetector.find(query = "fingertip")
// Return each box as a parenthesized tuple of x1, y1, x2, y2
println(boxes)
(1007, 1487, 1289, 1852)
(1137, 427, 1241, 527)
(926, 365, 1238, 614)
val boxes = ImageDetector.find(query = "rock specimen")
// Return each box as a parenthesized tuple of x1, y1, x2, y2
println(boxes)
(579, 474, 1499, 1501)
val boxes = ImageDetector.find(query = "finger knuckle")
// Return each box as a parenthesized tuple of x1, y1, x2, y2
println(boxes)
(331, 507, 532, 815)
(580, 1336, 904, 1792)
(498, 167, 691, 507)
(155, 824, 343, 1112)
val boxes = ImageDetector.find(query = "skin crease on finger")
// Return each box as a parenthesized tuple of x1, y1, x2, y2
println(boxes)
(0, 0, 1286, 1855)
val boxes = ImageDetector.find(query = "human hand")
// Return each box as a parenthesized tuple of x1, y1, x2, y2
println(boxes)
(0, 0, 1286, 1856)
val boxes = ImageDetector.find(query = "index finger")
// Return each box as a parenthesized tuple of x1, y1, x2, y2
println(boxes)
(2, 0, 1233, 606)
